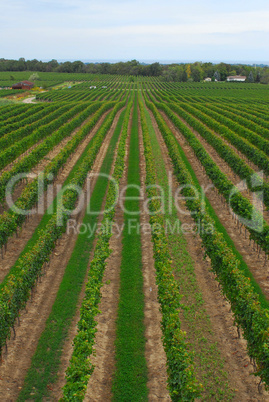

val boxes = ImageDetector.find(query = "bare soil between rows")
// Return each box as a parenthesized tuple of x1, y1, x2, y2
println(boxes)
(0, 109, 123, 402)
(82, 110, 131, 402)
(0, 108, 99, 216)
(161, 110, 269, 301)
(50, 107, 126, 401)
(148, 106, 269, 401)
(0, 110, 111, 283)
(138, 109, 171, 401)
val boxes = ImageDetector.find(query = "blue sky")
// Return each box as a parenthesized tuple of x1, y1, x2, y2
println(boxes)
(1, 0, 268, 63)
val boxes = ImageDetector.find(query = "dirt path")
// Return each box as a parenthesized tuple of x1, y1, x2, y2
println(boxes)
(0, 109, 123, 402)
(148, 106, 269, 400)
(50, 107, 127, 401)
(0, 111, 110, 282)
(138, 109, 170, 401)
(22, 96, 36, 104)
(82, 111, 132, 402)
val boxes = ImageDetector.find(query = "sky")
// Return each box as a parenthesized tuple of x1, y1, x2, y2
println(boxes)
(1, 0, 269, 64)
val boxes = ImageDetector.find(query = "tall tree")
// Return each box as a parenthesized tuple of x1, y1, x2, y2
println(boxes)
(248, 71, 254, 82)
(186, 64, 191, 79)
(214, 71, 221, 81)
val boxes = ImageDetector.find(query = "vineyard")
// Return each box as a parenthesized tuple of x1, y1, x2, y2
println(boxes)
(0, 74, 269, 401)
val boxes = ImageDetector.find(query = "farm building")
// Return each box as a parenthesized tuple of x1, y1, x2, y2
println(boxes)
(227, 75, 246, 82)
(12, 80, 34, 90)
(204, 77, 212, 82)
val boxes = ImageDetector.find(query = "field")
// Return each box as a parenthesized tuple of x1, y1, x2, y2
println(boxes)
(0, 73, 269, 401)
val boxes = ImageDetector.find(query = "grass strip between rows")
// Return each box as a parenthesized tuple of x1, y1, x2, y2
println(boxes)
(18, 102, 130, 401)
(145, 96, 269, 389)
(0, 99, 126, 355)
(153, 100, 269, 309)
(145, 90, 269, 308)
(139, 95, 202, 401)
(141, 95, 234, 400)
(62, 96, 133, 401)
(112, 94, 148, 401)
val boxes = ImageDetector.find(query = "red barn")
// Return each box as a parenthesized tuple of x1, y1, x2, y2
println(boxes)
(12, 81, 34, 90)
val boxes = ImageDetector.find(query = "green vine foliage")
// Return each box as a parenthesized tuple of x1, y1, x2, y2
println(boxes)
(0, 100, 125, 356)
(139, 96, 202, 401)
(62, 96, 133, 401)
(0, 102, 113, 248)
(146, 97, 269, 389)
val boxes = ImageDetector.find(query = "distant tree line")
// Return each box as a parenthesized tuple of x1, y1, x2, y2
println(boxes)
(162, 62, 269, 84)
(0, 58, 268, 83)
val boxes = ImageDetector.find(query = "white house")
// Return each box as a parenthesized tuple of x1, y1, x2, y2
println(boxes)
(227, 75, 246, 82)
(204, 77, 212, 82)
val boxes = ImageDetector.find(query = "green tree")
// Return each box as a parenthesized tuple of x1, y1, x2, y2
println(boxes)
(214, 71, 220, 81)
(191, 64, 202, 82)
(29, 72, 40, 81)
(255, 71, 261, 83)
(17, 57, 26, 71)
(260, 70, 269, 84)
(192, 68, 201, 82)
(186, 64, 191, 79)
(217, 62, 229, 80)
(202, 62, 214, 78)
(248, 71, 254, 82)
(72, 60, 84, 73)
(149, 62, 162, 76)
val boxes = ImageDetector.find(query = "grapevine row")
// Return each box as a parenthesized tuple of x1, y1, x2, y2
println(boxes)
(147, 99, 269, 388)
(170, 100, 269, 176)
(212, 102, 269, 130)
(150, 99, 269, 254)
(63, 98, 132, 401)
(0, 103, 64, 149)
(157, 100, 269, 210)
(190, 102, 269, 155)
(0, 102, 113, 250)
(0, 103, 88, 172)
(139, 96, 202, 401)
(0, 103, 47, 138)
(0, 100, 125, 355)
(0, 104, 44, 130)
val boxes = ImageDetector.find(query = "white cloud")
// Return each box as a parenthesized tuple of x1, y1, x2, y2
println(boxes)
(0, 0, 268, 61)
